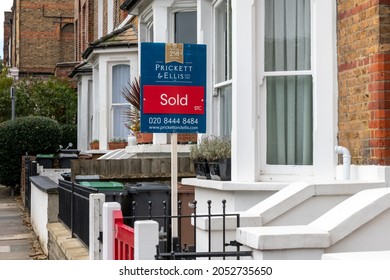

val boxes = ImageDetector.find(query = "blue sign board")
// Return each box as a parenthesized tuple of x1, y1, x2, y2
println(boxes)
(140, 42, 207, 133)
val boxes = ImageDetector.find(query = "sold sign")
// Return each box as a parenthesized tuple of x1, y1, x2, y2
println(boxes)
(143, 85, 204, 114)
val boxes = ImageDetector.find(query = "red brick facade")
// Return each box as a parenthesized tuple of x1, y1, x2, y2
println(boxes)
(11, 0, 75, 76)
(74, 0, 129, 61)
(74, 0, 95, 61)
(338, 0, 390, 165)
(3, 11, 12, 67)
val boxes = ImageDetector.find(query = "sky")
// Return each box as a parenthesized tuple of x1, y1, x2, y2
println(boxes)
(0, 0, 14, 59)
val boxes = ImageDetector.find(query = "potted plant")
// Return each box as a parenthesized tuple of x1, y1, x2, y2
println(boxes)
(203, 136, 231, 181)
(89, 139, 99, 150)
(122, 77, 153, 144)
(108, 137, 128, 150)
(190, 139, 211, 179)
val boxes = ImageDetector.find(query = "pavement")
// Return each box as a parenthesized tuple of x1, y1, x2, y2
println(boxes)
(0, 185, 47, 260)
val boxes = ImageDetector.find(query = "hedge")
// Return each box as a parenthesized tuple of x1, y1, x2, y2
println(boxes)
(0, 116, 62, 187)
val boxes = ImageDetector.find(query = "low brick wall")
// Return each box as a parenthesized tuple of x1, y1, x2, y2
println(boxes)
(47, 223, 89, 260)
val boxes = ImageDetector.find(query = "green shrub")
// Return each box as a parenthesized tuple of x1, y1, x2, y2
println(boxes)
(0, 116, 62, 187)
(60, 123, 77, 149)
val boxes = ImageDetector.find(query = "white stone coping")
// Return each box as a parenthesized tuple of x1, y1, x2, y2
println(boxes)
(237, 187, 390, 251)
(322, 251, 390, 260)
(236, 225, 330, 250)
(181, 178, 288, 191)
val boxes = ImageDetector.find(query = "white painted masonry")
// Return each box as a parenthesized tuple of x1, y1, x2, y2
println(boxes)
(237, 188, 390, 259)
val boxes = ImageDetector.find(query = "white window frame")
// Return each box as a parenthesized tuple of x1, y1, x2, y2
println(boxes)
(139, 5, 154, 42)
(256, 0, 337, 181)
(168, 1, 197, 43)
(108, 62, 131, 140)
(212, 0, 232, 137)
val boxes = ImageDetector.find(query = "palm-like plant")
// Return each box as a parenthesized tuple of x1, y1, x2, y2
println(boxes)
(122, 77, 141, 133)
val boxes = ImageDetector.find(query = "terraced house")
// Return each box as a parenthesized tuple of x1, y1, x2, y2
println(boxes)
(4, 0, 390, 260)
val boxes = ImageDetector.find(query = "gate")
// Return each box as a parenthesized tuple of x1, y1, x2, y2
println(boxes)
(114, 210, 134, 260)
(120, 199, 252, 260)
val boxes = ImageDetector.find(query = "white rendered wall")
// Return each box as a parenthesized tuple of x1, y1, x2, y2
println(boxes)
(265, 196, 348, 226)
(40, 168, 70, 183)
(30, 184, 59, 255)
(325, 208, 390, 254)
(194, 187, 277, 213)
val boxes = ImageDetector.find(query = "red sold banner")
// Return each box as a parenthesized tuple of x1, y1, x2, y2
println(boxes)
(143, 85, 204, 115)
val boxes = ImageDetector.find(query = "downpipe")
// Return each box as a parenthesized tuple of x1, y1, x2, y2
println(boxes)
(335, 146, 351, 180)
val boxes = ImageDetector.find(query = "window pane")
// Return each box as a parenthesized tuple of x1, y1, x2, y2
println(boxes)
(215, 0, 232, 83)
(266, 75, 313, 165)
(113, 105, 130, 138)
(112, 64, 130, 138)
(175, 11, 197, 44)
(264, 0, 311, 72)
(220, 84, 232, 137)
(112, 64, 130, 103)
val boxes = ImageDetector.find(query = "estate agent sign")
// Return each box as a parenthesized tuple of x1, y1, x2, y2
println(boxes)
(140, 42, 207, 133)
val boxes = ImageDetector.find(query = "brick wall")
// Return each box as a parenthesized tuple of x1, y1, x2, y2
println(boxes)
(337, 0, 390, 165)
(103, 0, 108, 35)
(17, 0, 74, 75)
(3, 11, 12, 66)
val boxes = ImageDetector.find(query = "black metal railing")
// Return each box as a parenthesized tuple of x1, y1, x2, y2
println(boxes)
(58, 179, 98, 247)
(24, 157, 38, 213)
(122, 199, 252, 260)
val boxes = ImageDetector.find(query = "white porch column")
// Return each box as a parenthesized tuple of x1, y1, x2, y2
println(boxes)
(197, 0, 213, 135)
(312, 0, 338, 180)
(150, 0, 174, 145)
(78, 75, 92, 150)
(231, 0, 258, 182)
(98, 58, 109, 150)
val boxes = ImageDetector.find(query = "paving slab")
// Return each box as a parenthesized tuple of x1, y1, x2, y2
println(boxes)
(0, 185, 47, 260)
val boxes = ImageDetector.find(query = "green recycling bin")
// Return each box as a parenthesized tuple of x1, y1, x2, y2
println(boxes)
(36, 154, 54, 168)
(78, 181, 124, 191)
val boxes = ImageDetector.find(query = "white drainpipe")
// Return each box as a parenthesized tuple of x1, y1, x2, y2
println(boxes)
(335, 146, 351, 180)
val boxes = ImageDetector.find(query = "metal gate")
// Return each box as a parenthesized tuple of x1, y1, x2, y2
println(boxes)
(121, 199, 252, 260)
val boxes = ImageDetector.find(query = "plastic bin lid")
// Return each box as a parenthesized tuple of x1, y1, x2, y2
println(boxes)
(59, 153, 78, 158)
(58, 149, 80, 154)
(36, 154, 54, 158)
(126, 182, 171, 193)
(79, 181, 124, 189)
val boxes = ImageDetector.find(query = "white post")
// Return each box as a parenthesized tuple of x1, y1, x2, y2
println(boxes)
(231, 0, 258, 181)
(89, 193, 105, 260)
(134, 220, 159, 260)
(171, 133, 178, 238)
(102, 202, 121, 260)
